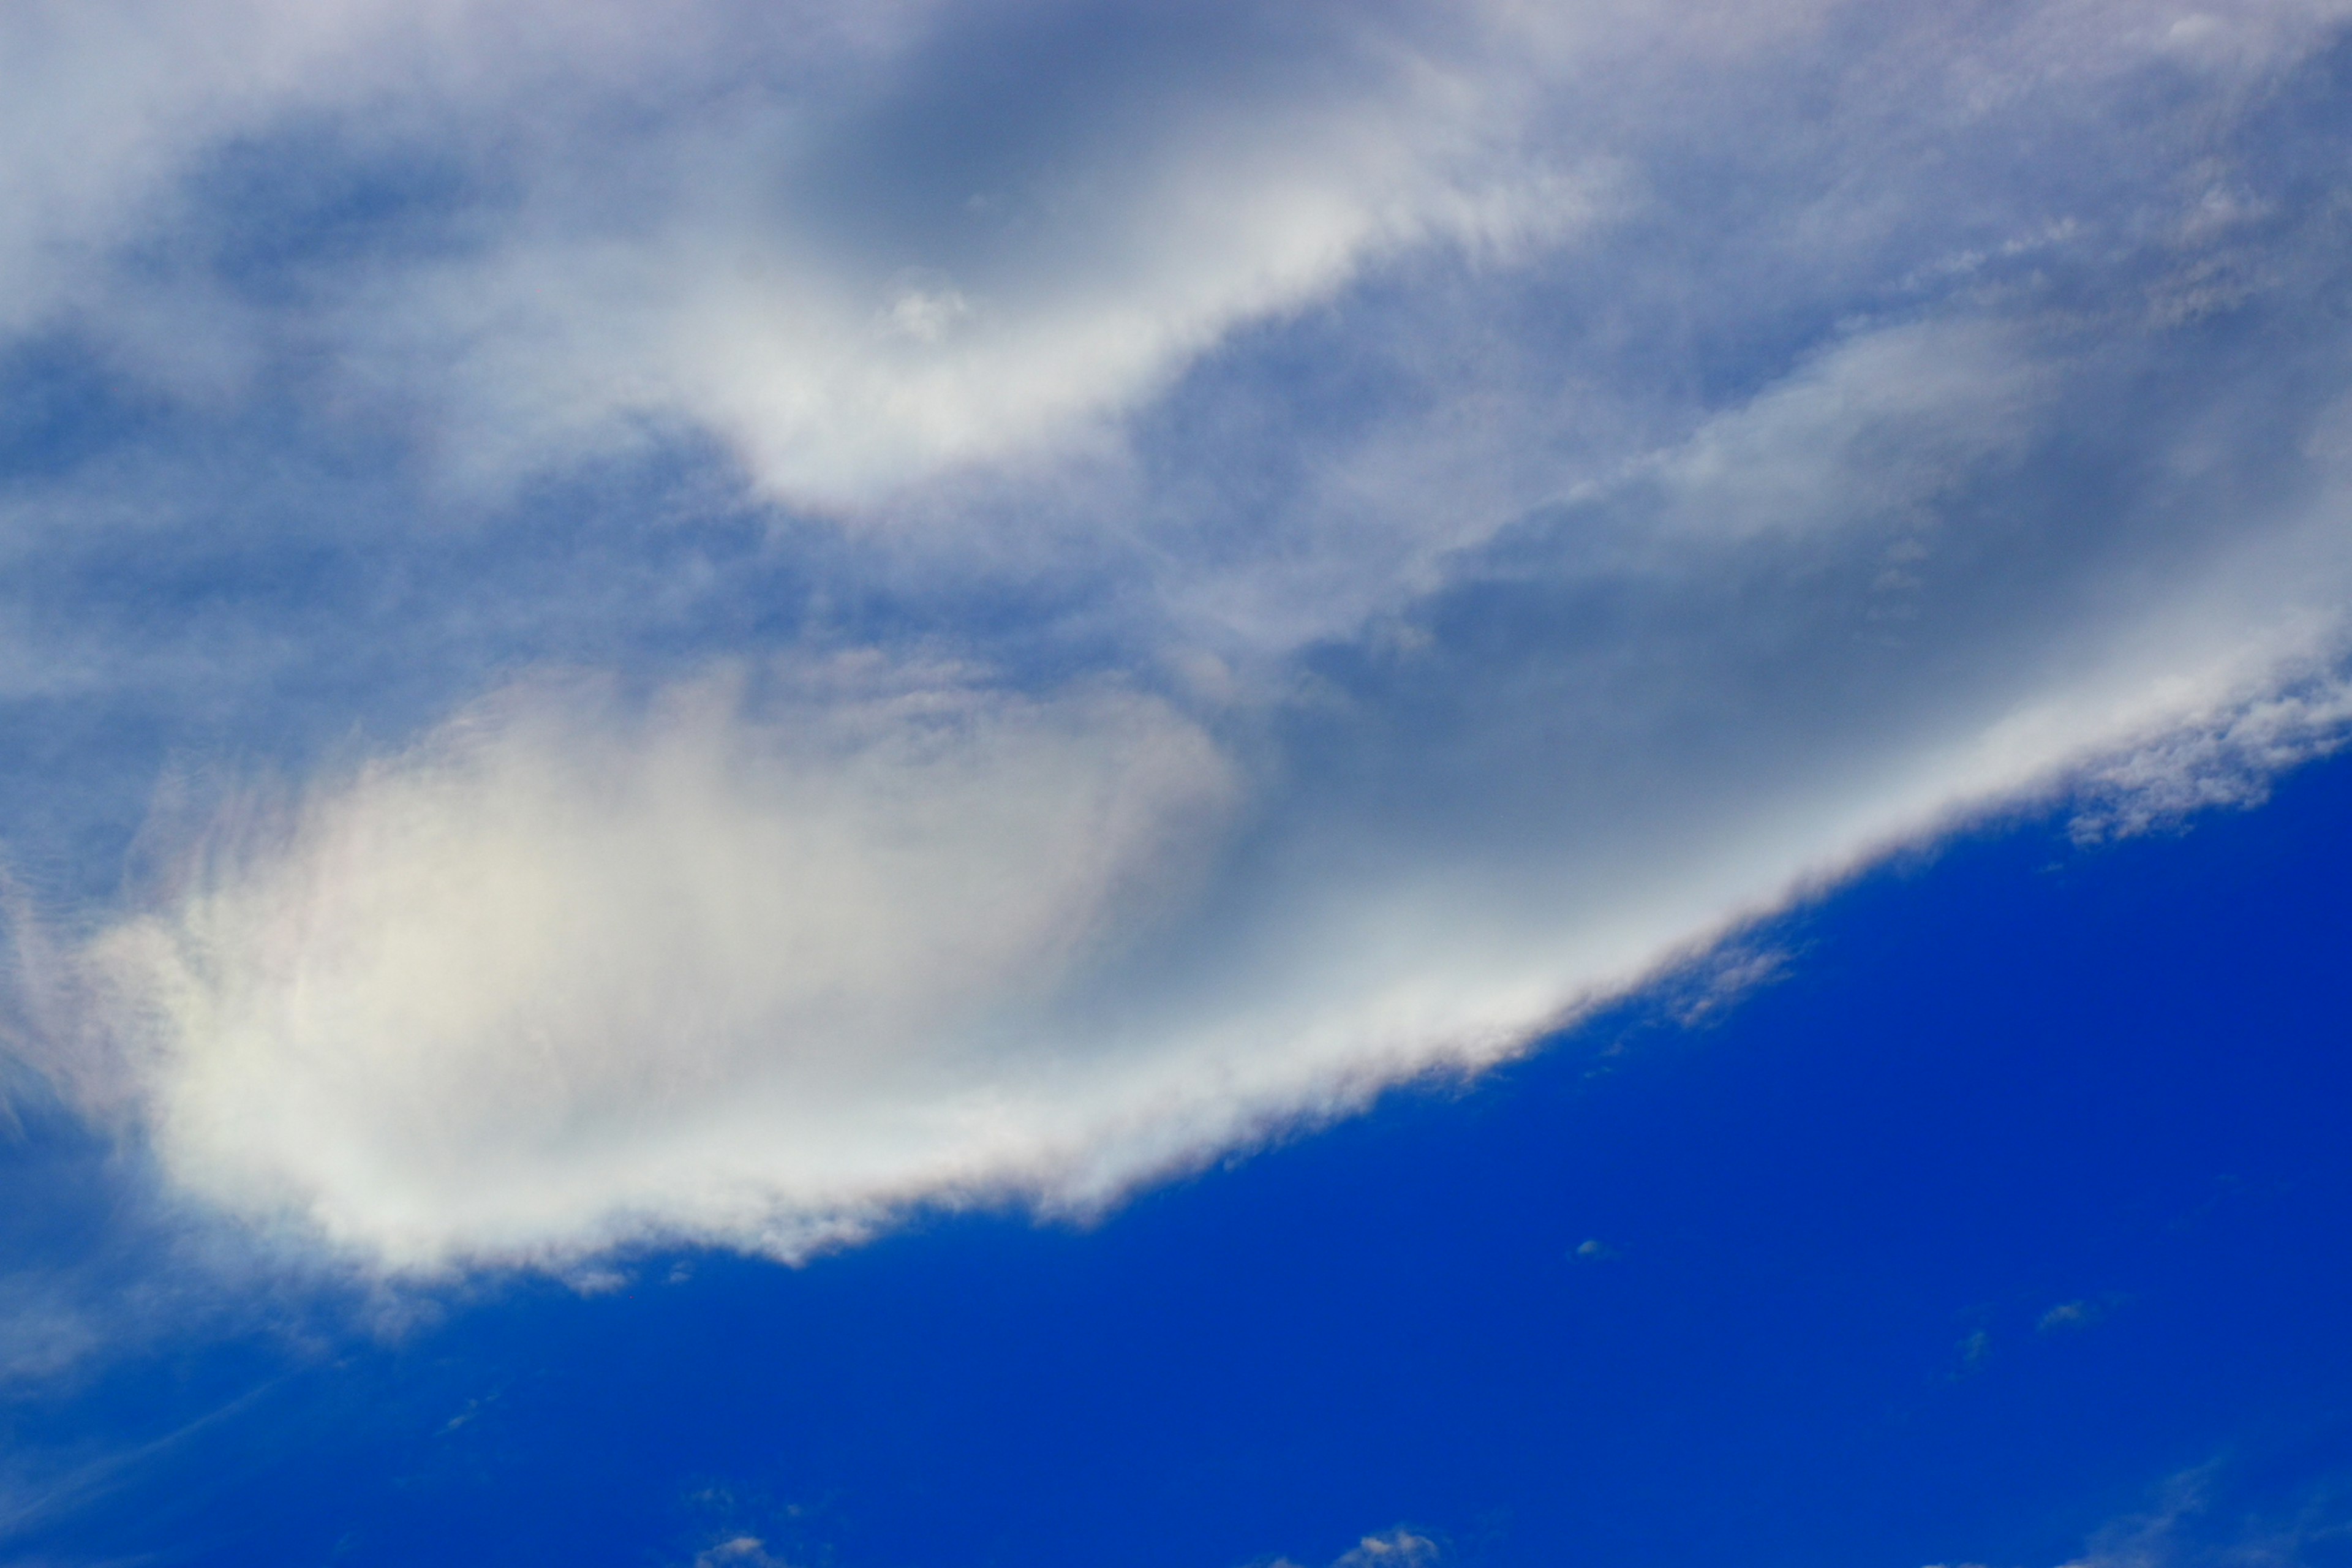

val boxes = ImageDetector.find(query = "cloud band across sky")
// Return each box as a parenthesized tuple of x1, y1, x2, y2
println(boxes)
(4, 0, 2352, 1272)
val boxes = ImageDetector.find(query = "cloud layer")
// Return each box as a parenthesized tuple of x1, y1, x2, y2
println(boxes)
(7, 0, 2352, 1271)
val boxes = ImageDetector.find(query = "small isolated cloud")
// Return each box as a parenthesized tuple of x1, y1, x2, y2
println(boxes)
(1254, 1524, 1442, 1568)
(695, 1537, 789, 1568)
(1333, 1530, 1443, 1568)
(1664, 946, 1793, 1028)
(2038, 1300, 2103, 1333)
(1574, 1238, 1619, 1262)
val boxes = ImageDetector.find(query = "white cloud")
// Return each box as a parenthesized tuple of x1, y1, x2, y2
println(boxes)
(344, 7, 1612, 506)
(0, 0, 1610, 504)
(66, 589, 2352, 1273)
(6, 0, 2352, 1276)
(694, 1538, 790, 1568)
(1263, 1526, 1443, 1568)
(75, 666, 1233, 1268)
(1333, 1531, 1442, 1568)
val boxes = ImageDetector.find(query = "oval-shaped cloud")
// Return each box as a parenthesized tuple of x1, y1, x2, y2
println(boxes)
(86, 674, 1235, 1267)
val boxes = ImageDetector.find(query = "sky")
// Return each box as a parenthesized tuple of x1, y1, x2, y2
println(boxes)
(1, 2, 2351, 1564)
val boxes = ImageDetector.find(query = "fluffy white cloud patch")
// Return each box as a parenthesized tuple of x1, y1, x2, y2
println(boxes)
(80, 671, 1233, 1267)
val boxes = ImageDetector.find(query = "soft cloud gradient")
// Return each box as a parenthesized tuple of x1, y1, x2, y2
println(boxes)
(81, 668, 1234, 1265)
(4, 0, 2352, 1272)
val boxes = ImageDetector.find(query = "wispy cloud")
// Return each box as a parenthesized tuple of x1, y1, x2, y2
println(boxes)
(1931, 1460, 2352, 1568)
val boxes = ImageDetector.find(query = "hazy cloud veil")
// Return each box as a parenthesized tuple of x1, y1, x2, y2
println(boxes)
(4, 0, 2351, 1272)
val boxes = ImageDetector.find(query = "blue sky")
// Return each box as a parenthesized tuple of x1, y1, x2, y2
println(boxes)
(3, 3, 2352, 1564)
